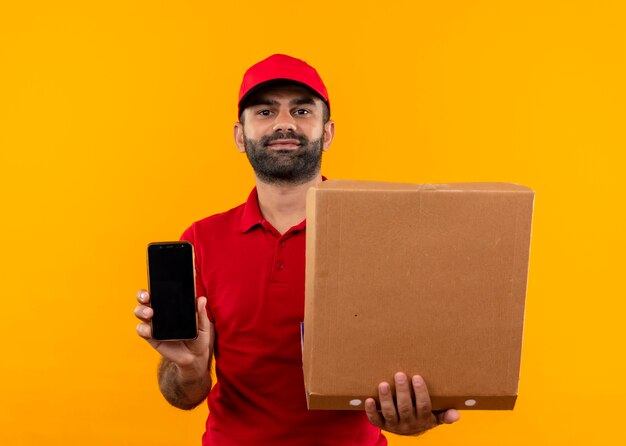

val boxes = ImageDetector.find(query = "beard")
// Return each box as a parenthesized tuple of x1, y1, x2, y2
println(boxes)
(243, 130, 324, 185)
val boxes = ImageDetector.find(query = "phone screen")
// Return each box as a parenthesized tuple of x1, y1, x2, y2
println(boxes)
(147, 242, 198, 341)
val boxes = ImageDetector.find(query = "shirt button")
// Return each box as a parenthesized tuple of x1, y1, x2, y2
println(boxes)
(279, 241, 286, 248)
(276, 261, 284, 270)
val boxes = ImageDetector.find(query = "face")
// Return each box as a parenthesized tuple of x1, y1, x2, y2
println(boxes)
(234, 85, 334, 185)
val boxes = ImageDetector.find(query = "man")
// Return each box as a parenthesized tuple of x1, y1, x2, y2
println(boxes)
(135, 54, 460, 445)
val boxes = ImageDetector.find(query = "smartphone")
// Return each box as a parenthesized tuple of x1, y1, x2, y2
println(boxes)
(146, 241, 198, 341)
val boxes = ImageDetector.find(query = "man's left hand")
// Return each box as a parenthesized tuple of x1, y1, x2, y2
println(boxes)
(364, 373, 460, 436)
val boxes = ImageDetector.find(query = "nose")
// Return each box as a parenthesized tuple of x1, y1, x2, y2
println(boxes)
(272, 108, 296, 133)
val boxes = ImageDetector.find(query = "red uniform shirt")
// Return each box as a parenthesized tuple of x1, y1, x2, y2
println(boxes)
(181, 187, 387, 446)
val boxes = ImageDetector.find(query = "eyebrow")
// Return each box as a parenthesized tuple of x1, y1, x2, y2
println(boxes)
(290, 97, 316, 107)
(248, 97, 318, 108)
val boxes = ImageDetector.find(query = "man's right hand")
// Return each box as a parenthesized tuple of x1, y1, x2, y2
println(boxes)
(135, 289, 214, 409)
(134, 289, 214, 372)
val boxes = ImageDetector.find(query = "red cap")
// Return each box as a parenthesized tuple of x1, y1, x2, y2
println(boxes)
(238, 54, 330, 117)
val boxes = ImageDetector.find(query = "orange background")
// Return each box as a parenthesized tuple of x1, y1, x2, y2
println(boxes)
(1, 1, 624, 444)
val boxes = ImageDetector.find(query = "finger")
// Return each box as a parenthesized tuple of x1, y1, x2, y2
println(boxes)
(196, 296, 211, 333)
(439, 409, 461, 424)
(394, 372, 415, 422)
(134, 304, 153, 322)
(136, 289, 150, 304)
(136, 322, 161, 351)
(364, 398, 384, 428)
(412, 375, 434, 424)
(136, 321, 152, 339)
(185, 297, 214, 357)
(378, 382, 398, 426)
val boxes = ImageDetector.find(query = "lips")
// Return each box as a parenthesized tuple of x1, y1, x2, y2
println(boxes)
(267, 139, 301, 149)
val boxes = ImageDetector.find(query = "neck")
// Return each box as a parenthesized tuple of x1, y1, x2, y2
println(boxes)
(255, 174, 323, 235)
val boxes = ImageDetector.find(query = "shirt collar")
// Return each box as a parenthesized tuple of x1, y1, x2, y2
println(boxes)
(238, 176, 328, 233)
(239, 187, 264, 233)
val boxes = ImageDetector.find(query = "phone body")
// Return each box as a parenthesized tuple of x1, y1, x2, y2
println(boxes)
(146, 241, 198, 341)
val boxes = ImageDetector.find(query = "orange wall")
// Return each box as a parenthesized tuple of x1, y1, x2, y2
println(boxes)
(1, 1, 624, 444)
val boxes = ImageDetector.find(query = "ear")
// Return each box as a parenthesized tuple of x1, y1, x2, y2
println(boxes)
(233, 122, 246, 153)
(322, 119, 335, 152)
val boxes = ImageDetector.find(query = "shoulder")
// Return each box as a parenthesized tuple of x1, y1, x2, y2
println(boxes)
(181, 202, 246, 243)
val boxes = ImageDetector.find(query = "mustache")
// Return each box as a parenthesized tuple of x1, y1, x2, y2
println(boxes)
(261, 132, 309, 146)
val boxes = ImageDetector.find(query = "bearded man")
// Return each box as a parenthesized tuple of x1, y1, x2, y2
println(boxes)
(134, 54, 460, 446)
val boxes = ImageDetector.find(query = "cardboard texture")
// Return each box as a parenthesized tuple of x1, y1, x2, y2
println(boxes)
(303, 180, 534, 411)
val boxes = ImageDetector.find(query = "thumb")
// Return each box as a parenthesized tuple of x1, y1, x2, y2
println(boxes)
(439, 409, 461, 424)
(197, 296, 212, 334)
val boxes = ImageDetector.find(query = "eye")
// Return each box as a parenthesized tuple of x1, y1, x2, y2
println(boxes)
(257, 109, 272, 116)
(294, 109, 310, 116)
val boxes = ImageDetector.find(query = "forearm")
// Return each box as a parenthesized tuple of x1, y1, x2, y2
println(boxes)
(157, 357, 212, 410)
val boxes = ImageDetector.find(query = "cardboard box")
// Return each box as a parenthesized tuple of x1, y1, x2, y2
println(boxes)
(303, 180, 534, 411)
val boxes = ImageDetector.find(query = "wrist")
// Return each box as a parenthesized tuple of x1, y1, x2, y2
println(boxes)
(175, 357, 209, 383)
